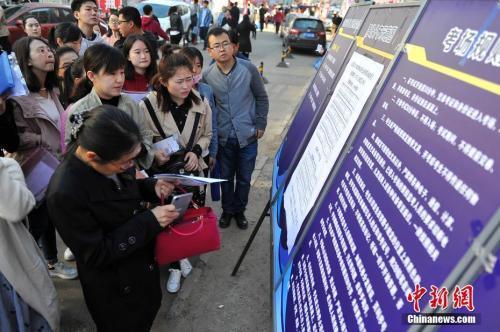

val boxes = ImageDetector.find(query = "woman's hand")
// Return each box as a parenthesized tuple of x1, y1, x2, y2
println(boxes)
(154, 150, 170, 166)
(209, 157, 216, 171)
(154, 179, 175, 199)
(184, 152, 198, 172)
(151, 204, 179, 227)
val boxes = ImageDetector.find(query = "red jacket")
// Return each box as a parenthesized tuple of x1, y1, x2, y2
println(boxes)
(141, 16, 169, 40)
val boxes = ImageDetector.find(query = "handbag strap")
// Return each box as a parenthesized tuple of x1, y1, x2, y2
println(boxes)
(142, 97, 167, 138)
(169, 217, 204, 236)
(186, 112, 201, 151)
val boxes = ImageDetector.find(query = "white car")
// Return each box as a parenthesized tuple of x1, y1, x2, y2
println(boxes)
(135, 0, 192, 34)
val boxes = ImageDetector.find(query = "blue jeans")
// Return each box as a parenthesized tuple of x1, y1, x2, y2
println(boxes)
(219, 137, 257, 214)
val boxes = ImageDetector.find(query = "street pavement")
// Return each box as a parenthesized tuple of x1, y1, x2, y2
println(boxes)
(54, 25, 322, 331)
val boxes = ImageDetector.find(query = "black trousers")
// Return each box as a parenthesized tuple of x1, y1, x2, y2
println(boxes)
(28, 200, 58, 263)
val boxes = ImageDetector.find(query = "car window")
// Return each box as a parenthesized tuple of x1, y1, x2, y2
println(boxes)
(135, 3, 170, 19)
(4, 5, 22, 20)
(293, 19, 323, 31)
(25, 8, 51, 24)
(56, 8, 75, 23)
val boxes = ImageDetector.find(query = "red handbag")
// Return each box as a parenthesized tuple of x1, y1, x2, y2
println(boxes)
(155, 207, 221, 265)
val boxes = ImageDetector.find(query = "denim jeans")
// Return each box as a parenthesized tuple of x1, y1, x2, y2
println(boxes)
(218, 137, 257, 214)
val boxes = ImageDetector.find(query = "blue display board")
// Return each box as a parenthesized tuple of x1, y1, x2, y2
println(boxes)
(274, 1, 500, 331)
(272, 3, 420, 289)
(271, 4, 370, 201)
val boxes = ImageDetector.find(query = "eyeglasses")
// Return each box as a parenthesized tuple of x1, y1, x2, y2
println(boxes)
(109, 20, 119, 24)
(118, 20, 129, 24)
(209, 42, 231, 51)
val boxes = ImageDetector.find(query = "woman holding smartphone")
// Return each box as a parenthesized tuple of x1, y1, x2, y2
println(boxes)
(47, 105, 179, 331)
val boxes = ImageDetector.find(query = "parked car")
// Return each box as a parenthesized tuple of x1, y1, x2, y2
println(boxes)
(135, 0, 191, 34)
(5, 3, 107, 46)
(283, 15, 326, 52)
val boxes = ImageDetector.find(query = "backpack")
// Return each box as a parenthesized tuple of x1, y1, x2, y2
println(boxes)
(170, 12, 183, 32)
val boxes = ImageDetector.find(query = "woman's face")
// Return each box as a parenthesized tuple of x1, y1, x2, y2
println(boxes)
(29, 39, 55, 74)
(89, 67, 125, 99)
(92, 143, 142, 176)
(61, 36, 82, 55)
(162, 66, 193, 101)
(192, 56, 202, 76)
(24, 18, 41, 37)
(128, 40, 151, 73)
(108, 15, 120, 32)
(57, 51, 78, 78)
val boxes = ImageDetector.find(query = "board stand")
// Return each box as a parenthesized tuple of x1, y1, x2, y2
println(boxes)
(231, 200, 271, 276)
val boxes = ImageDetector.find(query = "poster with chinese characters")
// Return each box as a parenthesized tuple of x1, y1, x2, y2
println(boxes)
(275, 1, 499, 331)
(272, 3, 420, 291)
(271, 4, 370, 200)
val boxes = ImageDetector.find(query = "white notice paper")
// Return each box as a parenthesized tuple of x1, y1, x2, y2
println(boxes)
(283, 52, 384, 252)
(153, 136, 180, 156)
(155, 173, 227, 186)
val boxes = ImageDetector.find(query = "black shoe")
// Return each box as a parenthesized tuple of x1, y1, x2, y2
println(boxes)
(219, 212, 233, 228)
(235, 212, 248, 230)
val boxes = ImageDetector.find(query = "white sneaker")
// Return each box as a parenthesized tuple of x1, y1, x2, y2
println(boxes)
(64, 248, 75, 261)
(179, 258, 192, 278)
(48, 261, 78, 280)
(166, 269, 182, 293)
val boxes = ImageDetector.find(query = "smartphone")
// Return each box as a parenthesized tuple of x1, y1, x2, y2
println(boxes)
(171, 192, 193, 222)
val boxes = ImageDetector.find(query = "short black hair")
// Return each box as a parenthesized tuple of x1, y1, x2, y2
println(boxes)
(84, 43, 126, 75)
(48, 22, 81, 49)
(143, 4, 153, 15)
(207, 27, 231, 47)
(13, 37, 58, 93)
(71, 0, 97, 12)
(122, 34, 157, 82)
(68, 105, 142, 162)
(119, 6, 142, 28)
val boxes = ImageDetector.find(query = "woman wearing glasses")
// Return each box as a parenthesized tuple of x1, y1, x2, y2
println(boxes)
(6, 37, 78, 280)
(103, 14, 122, 46)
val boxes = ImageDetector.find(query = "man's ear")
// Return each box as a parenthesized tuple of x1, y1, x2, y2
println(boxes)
(73, 10, 80, 21)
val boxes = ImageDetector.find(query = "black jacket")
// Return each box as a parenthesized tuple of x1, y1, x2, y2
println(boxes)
(46, 154, 163, 332)
(0, 101, 19, 156)
(237, 21, 256, 53)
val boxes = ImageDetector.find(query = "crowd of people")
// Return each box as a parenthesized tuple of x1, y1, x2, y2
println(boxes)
(0, 0, 269, 330)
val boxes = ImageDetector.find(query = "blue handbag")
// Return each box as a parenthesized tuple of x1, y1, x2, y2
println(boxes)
(0, 51, 14, 95)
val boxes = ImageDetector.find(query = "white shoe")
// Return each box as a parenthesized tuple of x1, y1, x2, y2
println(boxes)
(48, 261, 78, 280)
(166, 269, 182, 293)
(179, 258, 192, 278)
(64, 248, 75, 261)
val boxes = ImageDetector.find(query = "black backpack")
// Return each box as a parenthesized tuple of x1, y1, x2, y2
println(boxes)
(170, 12, 183, 32)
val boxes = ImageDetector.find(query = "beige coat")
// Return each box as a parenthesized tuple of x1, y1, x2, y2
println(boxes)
(0, 158, 60, 331)
(139, 90, 212, 170)
(7, 90, 63, 164)
(65, 88, 155, 169)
